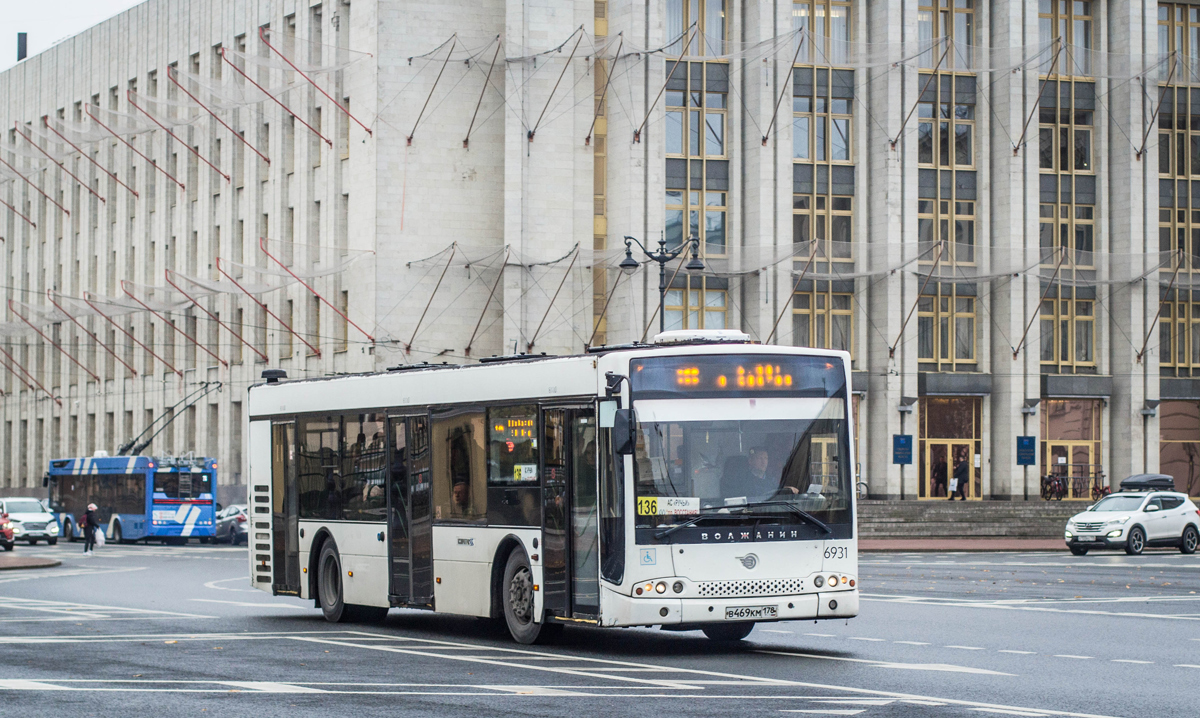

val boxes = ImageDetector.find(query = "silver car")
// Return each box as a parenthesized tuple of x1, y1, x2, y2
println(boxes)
(1065, 491, 1200, 555)
(0, 497, 61, 545)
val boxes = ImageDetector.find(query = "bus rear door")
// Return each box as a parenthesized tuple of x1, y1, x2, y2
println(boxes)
(541, 406, 599, 620)
(388, 415, 433, 606)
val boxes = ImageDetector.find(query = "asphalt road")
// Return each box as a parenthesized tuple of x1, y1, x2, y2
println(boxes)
(0, 541, 1196, 717)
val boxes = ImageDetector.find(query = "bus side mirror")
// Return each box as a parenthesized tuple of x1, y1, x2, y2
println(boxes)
(612, 409, 634, 455)
(42, 473, 49, 487)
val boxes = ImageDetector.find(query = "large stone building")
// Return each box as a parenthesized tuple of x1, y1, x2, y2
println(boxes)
(1, 0, 1197, 505)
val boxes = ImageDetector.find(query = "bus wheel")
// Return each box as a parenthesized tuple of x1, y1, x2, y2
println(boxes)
(112, 523, 123, 544)
(318, 542, 350, 623)
(64, 521, 76, 542)
(702, 623, 755, 642)
(502, 550, 545, 644)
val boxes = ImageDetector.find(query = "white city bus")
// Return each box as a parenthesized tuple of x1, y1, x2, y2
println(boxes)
(247, 331, 858, 643)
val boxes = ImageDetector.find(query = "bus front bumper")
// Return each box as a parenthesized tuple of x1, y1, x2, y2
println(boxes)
(605, 589, 859, 626)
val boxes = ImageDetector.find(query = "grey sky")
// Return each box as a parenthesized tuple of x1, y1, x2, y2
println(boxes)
(1, 1, 143, 73)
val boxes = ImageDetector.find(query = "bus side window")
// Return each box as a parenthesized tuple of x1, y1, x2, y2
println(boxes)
(431, 408, 487, 524)
(599, 428, 624, 585)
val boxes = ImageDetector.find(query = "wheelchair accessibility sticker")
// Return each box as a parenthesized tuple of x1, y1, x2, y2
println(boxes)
(639, 548, 656, 566)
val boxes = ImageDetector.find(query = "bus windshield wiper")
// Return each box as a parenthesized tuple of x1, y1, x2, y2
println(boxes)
(654, 510, 733, 540)
(739, 500, 832, 534)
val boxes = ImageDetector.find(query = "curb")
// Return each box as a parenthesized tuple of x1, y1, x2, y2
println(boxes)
(0, 558, 62, 571)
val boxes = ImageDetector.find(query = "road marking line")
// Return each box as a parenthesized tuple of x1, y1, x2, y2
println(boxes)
(222, 681, 327, 693)
(1052, 655, 1092, 660)
(189, 599, 308, 609)
(998, 650, 1036, 655)
(1175, 664, 1200, 668)
(202, 576, 259, 593)
(893, 641, 930, 646)
(809, 699, 895, 705)
(1110, 660, 1152, 664)
(861, 594, 1200, 622)
(945, 646, 985, 650)
(0, 680, 70, 691)
(847, 637, 885, 642)
(762, 630, 793, 634)
(804, 633, 835, 637)
(756, 650, 1015, 676)
(779, 710, 865, 715)
(971, 709, 1048, 717)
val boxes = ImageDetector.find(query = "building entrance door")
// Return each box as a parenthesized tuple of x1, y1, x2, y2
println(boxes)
(1045, 441, 1096, 500)
(922, 441, 974, 499)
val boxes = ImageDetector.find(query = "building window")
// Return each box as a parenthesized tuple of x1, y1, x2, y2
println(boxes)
(793, 195, 852, 260)
(793, 289, 852, 356)
(918, 0, 974, 68)
(1039, 81, 1093, 173)
(792, 1, 852, 69)
(1159, 400, 1200, 494)
(1041, 293, 1096, 372)
(1160, 294, 1200, 376)
(919, 200, 975, 264)
(664, 277, 727, 331)
(1039, 202, 1095, 267)
(918, 286, 976, 370)
(1040, 0, 1093, 75)
(666, 89, 726, 159)
(793, 70, 851, 162)
(666, 189, 726, 257)
(666, 0, 726, 56)
(917, 76, 975, 169)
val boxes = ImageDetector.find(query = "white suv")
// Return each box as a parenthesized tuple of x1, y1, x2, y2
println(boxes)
(1065, 491, 1200, 555)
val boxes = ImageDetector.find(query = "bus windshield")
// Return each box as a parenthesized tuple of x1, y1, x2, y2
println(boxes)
(632, 397, 852, 535)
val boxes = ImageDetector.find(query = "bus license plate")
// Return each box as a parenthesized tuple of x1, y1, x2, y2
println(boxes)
(725, 605, 777, 620)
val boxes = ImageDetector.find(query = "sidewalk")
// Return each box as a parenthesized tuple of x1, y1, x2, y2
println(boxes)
(860, 538, 1065, 552)
(0, 554, 62, 570)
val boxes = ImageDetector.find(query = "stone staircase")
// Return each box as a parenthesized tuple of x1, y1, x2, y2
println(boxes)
(857, 500, 1083, 539)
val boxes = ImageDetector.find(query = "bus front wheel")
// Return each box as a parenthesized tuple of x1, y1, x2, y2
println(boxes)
(702, 623, 755, 642)
(64, 520, 76, 542)
(502, 550, 556, 645)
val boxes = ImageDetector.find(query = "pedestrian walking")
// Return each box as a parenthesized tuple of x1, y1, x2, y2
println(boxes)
(949, 456, 969, 501)
(82, 503, 99, 555)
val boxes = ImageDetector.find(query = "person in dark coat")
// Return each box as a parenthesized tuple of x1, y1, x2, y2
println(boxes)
(82, 503, 99, 555)
(949, 457, 969, 501)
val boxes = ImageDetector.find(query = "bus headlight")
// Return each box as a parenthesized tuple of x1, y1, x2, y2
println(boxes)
(828, 575, 839, 586)
(813, 575, 824, 588)
(655, 582, 667, 594)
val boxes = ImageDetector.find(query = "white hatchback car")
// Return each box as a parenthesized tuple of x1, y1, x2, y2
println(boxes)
(1065, 491, 1200, 555)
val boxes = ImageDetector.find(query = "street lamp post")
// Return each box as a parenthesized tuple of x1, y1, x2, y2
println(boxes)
(619, 235, 706, 334)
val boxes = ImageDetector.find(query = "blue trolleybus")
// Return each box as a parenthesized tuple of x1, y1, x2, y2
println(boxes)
(46, 455, 218, 543)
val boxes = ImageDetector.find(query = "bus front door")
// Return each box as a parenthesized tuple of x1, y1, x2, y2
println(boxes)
(271, 422, 302, 596)
(541, 407, 599, 620)
(389, 415, 433, 607)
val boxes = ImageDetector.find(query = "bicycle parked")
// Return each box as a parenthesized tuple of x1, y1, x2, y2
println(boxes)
(1041, 473, 1068, 501)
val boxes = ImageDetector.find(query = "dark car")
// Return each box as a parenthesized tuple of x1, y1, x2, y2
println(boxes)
(215, 505, 248, 545)
(0, 511, 13, 551)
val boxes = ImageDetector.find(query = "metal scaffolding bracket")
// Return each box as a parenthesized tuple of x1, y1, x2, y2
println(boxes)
(0, 196, 35, 229)
(1137, 248, 1184, 363)
(47, 290, 137, 377)
(83, 293, 182, 377)
(1137, 53, 1178, 160)
(0, 144, 70, 216)
(587, 268, 625, 348)
(528, 27, 584, 142)
(465, 246, 509, 355)
(766, 241, 818, 344)
(87, 103, 185, 190)
(37, 119, 131, 198)
(527, 244, 579, 351)
(891, 39, 950, 150)
(889, 241, 945, 359)
(405, 242, 456, 352)
(9, 299, 100, 382)
(1013, 39, 1062, 155)
(586, 34, 622, 146)
(216, 259, 320, 358)
(259, 26, 373, 137)
(1013, 247, 1068, 360)
(15, 123, 105, 202)
(0, 349, 35, 392)
(128, 90, 230, 183)
(635, 24, 697, 144)
(167, 67, 270, 166)
(121, 281, 228, 368)
(220, 47, 332, 147)
(258, 237, 374, 344)
(408, 35, 457, 146)
(762, 35, 805, 146)
(0, 343, 58, 404)
(165, 270, 268, 363)
(465, 37, 502, 149)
